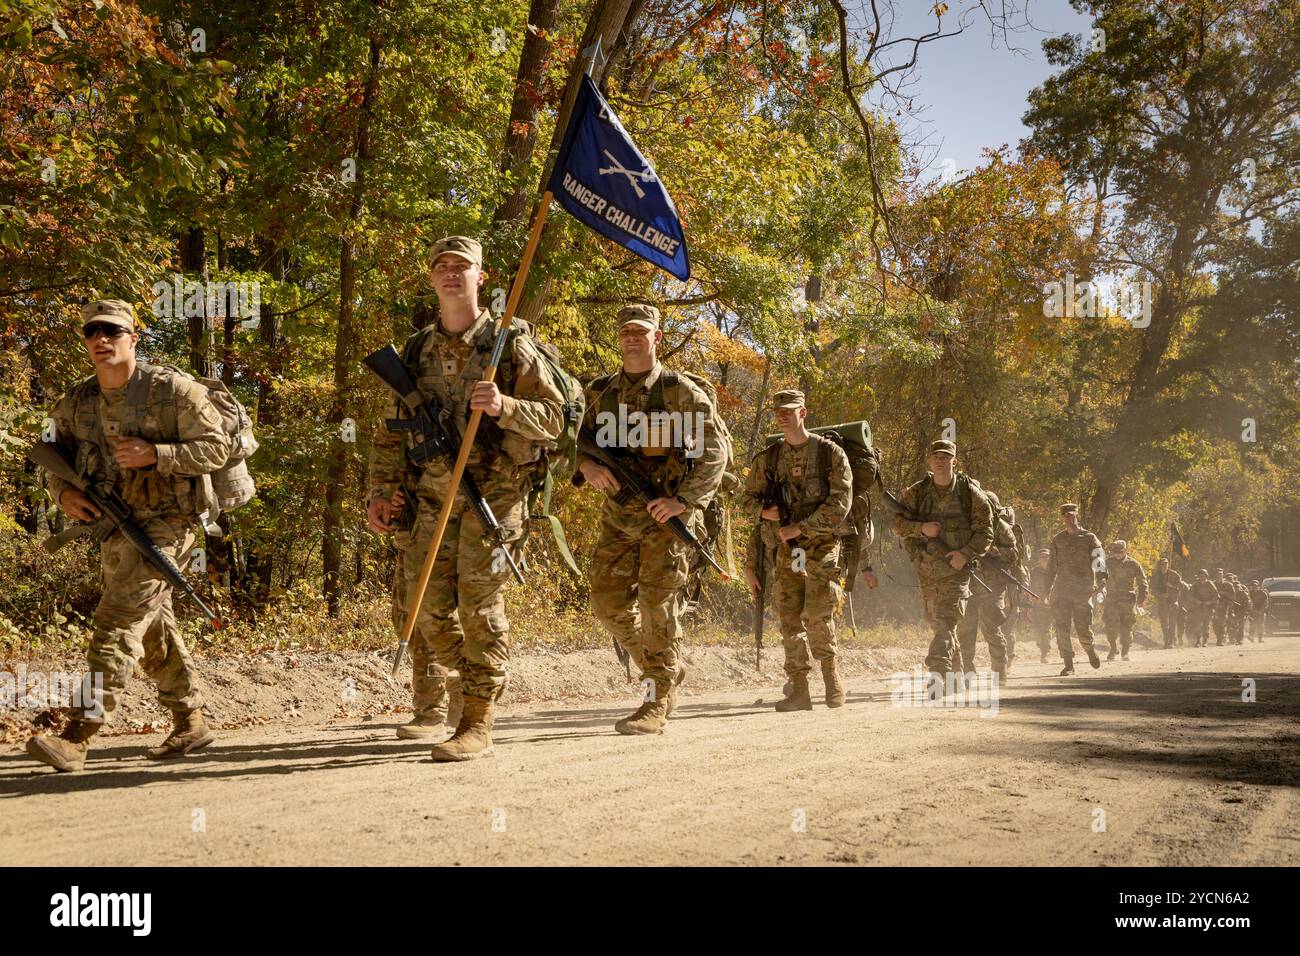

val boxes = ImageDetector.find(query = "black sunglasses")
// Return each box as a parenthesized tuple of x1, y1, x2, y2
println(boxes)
(83, 323, 130, 340)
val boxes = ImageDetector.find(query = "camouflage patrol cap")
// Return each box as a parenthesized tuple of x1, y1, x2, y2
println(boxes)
(1060, 502, 1079, 514)
(80, 299, 136, 334)
(928, 439, 956, 457)
(617, 304, 660, 331)
(1251, 579, 1260, 586)
(430, 235, 483, 268)
(1109, 539, 1127, 553)
(1038, 548, 1051, 556)
(770, 388, 805, 410)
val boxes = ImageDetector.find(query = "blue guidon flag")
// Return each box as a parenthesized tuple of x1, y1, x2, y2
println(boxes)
(548, 75, 690, 281)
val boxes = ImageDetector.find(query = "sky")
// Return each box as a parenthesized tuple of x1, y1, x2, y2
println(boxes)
(861, 0, 1096, 181)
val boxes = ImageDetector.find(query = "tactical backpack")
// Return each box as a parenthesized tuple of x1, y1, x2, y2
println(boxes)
(184, 371, 258, 514)
(399, 317, 586, 573)
(73, 363, 258, 522)
(763, 420, 880, 577)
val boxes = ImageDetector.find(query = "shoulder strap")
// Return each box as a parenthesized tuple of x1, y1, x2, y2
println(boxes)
(649, 370, 677, 413)
(817, 434, 831, 479)
(400, 326, 434, 370)
(764, 440, 781, 477)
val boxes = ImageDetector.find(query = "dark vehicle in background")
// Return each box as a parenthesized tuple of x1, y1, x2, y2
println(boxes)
(1261, 578, 1300, 633)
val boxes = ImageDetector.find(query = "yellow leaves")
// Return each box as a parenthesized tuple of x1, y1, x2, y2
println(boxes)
(700, 321, 765, 374)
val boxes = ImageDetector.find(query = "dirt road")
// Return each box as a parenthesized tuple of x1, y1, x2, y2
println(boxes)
(2, 638, 1297, 866)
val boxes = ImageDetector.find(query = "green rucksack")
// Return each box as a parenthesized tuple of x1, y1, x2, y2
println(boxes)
(763, 420, 880, 579)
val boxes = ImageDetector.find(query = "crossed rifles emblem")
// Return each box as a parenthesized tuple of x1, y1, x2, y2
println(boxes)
(598, 149, 657, 199)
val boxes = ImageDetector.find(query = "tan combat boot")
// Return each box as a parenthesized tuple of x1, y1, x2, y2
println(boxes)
(397, 674, 462, 739)
(26, 719, 100, 773)
(774, 674, 813, 712)
(615, 694, 669, 736)
(821, 659, 845, 708)
(664, 664, 687, 718)
(146, 709, 215, 760)
(430, 696, 495, 762)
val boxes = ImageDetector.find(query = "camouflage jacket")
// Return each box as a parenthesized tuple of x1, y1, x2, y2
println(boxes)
(573, 361, 725, 512)
(47, 362, 229, 520)
(1150, 566, 1184, 602)
(742, 432, 852, 556)
(1106, 556, 1149, 604)
(1045, 526, 1106, 599)
(890, 471, 993, 581)
(368, 309, 565, 504)
(1189, 579, 1220, 610)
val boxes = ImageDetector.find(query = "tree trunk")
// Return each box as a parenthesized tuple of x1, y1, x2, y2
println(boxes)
(179, 226, 212, 377)
(510, 0, 643, 323)
(323, 28, 383, 616)
(492, 0, 562, 227)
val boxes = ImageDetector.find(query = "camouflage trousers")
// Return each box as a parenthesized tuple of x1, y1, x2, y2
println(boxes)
(1187, 606, 1212, 645)
(1031, 610, 1053, 656)
(1052, 590, 1096, 661)
(390, 536, 459, 721)
(917, 568, 972, 675)
(1102, 597, 1138, 653)
(1213, 606, 1228, 643)
(954, 581, 1008, 674)
(1230, 612, 1246, 644)
(404, 474, 527, 701)
(590, 502, 698, 696)
(78, 514, 205, 723)
(1250, 611, 1265, 641)
(1155, 598, 1179, 647)
(771, 537, 841, 681)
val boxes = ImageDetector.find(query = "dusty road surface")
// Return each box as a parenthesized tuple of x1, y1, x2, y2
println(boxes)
(2, 638, 1297, 866)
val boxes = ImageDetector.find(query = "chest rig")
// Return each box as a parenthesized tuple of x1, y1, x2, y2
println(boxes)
(66, 364, 203, 519)
(913, 473, 976, 551)
(590, 370, 692, 496)
(763, 437, 832, 524)
(399, 318, 522, 468)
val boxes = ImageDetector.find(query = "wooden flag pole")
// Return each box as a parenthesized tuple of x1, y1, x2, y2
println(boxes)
(392, 191, 554, 673)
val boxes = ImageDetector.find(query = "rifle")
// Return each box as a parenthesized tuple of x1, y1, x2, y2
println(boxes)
(363, 344, 526, 672)
(28, 440, 223, 629)
(577, 427, 731, 582)
(983, 557, 1041, 601)
(879, 485, 993, 595)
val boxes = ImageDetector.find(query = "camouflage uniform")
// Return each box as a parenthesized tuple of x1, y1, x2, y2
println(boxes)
(1187, 576, 1219, 646)
(891, 459, 994, 677)
(1175, 580, 1191, 646)
(387, 529, 461, 731)
(44, 362, 227, 727)
(1249, 584, 1269, 642)
(1101, 549, 1148, 658)
(1044, 513, 1105, 671)
(1230, 579, 1250, 644)
(577, 355, 725, 724)
(1212, 573, 1230, 645)
(953, 490, 1017, 676)
(742, 430, 852, 686)
(368, 306, 564, 706)
(1029, 561, 1055, 661)
(1149, 564, 1184, 648)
